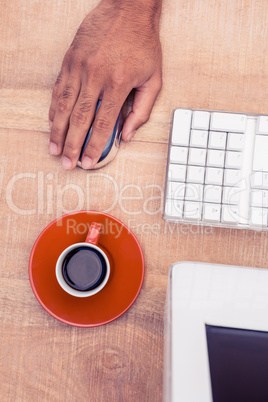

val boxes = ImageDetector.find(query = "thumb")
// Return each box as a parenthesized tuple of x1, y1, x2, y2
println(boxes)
(122, 75, 162, 141)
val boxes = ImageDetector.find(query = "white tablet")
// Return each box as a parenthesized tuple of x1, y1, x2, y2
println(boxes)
(164, 262, 268, 402)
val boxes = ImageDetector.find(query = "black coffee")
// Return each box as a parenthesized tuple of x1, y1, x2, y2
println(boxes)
(62, 247, 106, 291)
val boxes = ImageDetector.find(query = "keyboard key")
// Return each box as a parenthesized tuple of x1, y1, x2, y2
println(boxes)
(188, 148, 207, 166)
(165, 198, 183, 218)
(170, 146, 188, 164)
(256, 116, 268, 135)
(204, 185, 222, 203)
(167, 181, 185, 199)
(250, 207, 268, 227)
(227, 132, 244, 151)
(210, 112, 246, 133)
(187, 166, 205, 183)
(208, 131, 227, 149)
(251, 171, 268, 189)
(225, 151, 242, 169)
(224, 169, 241, 186)
(171, 109, 192, 146)
(223, 187, 240, 205)
(205, 167, 223, 185)
(185, 183, 203, 201)
(203, 203, 221, 222)
(207, 150, 225, 167)
(168, 164, 186, 181)
(252, 135, 268, 172)
(251, 190, 268, 208)
(192, 111, 210, 130)
(184, 201, 202, 220)
(190, 130, 208, 148)
(221, 205, 239, 224)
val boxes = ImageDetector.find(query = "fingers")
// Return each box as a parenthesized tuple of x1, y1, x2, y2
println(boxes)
(79, 93, 125, 169)
(122, 72, 162, 142)
(49, 75, 81, 157)
(61, 89, 99, 169)
(49, 64, 127, 170)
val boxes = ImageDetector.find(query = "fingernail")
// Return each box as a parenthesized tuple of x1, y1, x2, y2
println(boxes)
(49, 142, 58, 155)
(81, 156, 93, 170)
(62, 156, 72, 170)
(49, 120, 53, 129)
(126, 130, 136, 142)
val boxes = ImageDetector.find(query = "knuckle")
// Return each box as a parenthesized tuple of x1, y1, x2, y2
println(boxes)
(57, 83, 77, 113)
(110, 73, 126, 88)
(84, 140, 104, 160)
(89, 60, 105, 81)
(82, 57, 93, 71)
(70, 110, 87, 126)
(139, 113, 150, 125)
(83, 133, 110, 160)
(78, 93, 94, 114)
(63, 141, 80, 157)
(94, 117, 111, 132)
(102, 100, 116, 116)
(62, 83, 76, 100)
(57, 98, 70, 114)
(85, 141, 100, 155)
(110, 64, 128, 87)
(50, 125, 62, 141)
(79, 101, 92, 114)
(72, 55, 84, 71)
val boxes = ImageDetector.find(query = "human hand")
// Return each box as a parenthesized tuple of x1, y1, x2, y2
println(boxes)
(48, 0, 162, 170)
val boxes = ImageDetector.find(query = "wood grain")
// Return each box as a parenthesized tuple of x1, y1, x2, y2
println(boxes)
(1, 0, 268, 401)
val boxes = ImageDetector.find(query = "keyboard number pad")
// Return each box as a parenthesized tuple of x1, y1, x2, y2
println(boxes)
(166, 109, 268, 229)
(166, 109, 247, 225)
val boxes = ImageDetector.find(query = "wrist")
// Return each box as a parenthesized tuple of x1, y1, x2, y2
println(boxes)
(102, 0, 162, 23)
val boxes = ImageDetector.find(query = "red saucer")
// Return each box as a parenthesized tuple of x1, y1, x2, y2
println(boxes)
(29, 211, 145, 327)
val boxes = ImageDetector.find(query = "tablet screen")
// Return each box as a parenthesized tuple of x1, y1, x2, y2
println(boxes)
(206, 324, 268, 402)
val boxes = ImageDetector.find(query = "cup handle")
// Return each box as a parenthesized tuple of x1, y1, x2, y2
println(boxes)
(85, 222, 102, 245)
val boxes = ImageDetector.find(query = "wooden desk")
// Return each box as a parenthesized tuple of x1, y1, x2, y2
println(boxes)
(1, 0, 268, 400)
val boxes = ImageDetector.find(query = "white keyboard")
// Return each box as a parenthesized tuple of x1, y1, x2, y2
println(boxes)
(164, 108, 268, 230)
